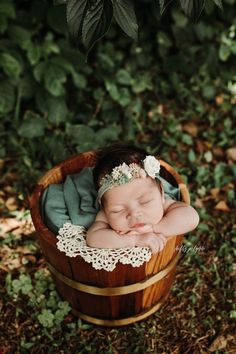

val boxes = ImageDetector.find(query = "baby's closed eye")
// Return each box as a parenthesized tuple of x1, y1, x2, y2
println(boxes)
(111, 209, 124, 214)
(140, 199, 153, 205)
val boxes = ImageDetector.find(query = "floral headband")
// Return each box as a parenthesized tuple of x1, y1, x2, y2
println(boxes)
(97, 155, 161, 203)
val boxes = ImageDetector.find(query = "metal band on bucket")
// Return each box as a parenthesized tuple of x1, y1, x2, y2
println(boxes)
(47, 252, 181, 297)
(71, 293, 169, 327)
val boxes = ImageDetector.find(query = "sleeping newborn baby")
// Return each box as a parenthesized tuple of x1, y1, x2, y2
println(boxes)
(86, 144, 199, 254)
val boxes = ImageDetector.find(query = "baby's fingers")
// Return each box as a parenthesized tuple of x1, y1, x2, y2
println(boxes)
(152, 236, 166, 254)
(116, 230, 126, 235)
(116, 230, 139, 236)
(157, 233, 167, 245)
(126, 230, 139, 236)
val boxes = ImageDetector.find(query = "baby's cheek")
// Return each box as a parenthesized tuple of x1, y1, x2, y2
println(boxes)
(109, 216, 123, 229)
(148, 205, 164, 223)
(157, 207, 164, 223)
(112, 221, 130, 233)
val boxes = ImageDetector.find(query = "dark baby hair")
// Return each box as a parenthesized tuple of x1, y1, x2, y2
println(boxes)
(93, 143, 148, 190)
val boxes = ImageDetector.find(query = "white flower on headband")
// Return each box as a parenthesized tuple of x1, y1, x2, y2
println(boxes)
(121, 163, 132, 178)
(111, 167, 122, 180)
(143, 155, 160, 178)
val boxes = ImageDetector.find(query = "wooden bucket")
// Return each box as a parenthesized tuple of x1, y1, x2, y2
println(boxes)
(29, 151, 190, 327)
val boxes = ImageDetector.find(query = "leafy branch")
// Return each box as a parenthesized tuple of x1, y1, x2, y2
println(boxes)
(54, 0, 224, 55)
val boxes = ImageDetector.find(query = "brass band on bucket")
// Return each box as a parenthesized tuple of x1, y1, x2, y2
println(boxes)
(47, 252, 180, 297)
(71, 293, 169, 327)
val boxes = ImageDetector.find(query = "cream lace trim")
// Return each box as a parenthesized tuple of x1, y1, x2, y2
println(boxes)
(56, 223, 152, 272)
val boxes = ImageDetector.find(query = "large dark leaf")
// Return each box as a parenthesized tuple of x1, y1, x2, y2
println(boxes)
(53, 0, 67, 4)
(180, 0, 205, 22)
(159, 0, 174, 15)
(0, 80, 15, 114)
(82, 0, 113, 52)
(67, 0, 88, 39)
(112, 0, 138, 40)
(18, 111, 46, 138)
(213, 0, 223, 10)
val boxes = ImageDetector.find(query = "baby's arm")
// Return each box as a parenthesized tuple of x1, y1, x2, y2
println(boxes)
(86, 211, 135, 248)
(153, 199, 199, 238)
(86, 211, 165, 253)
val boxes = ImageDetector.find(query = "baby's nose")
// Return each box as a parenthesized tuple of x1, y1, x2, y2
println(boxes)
(127, 208, 142, 219)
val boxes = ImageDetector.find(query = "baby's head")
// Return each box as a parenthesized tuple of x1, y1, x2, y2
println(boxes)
(94, 143, 165, 233)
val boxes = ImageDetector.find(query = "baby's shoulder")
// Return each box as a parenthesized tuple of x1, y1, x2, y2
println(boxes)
(89, 210, 111, 232)
(163, 196, 188, 213)
(163, 197, 175, 212)
(95, 210, 108, 223)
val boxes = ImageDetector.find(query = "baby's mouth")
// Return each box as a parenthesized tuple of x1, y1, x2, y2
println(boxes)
(131, 223, 145, 229)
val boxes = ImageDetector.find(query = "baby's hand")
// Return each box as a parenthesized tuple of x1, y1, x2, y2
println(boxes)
(116, 230, 140, 236)
(116, 230, 125, 235)
(147, 233, 167, 254)
(116, 224, 154, 236)
(137, 233, 167, 254)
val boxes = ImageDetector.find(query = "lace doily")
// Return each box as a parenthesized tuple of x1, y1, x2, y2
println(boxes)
(56, 223, 152, 272)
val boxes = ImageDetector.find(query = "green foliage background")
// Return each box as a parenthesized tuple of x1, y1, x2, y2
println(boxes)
(0, 0, 236, 352)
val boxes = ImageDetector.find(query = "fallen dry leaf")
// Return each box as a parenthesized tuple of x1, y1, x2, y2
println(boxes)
(208, 334, 233, 352)
(3, 186, 13, 193)
(215, 94, 224, 105)
(182, 122, 198, 137)
(5, 197, 19, 211)
(194, 197, 204, 208)
(24, 255, 37, 263)
(226, 147, 236, 161)
(210, 188, 220, 199)
(7, 258, 22, 270)
(170, 348, 180, 354)
(0, 245, 23, 271)
(16, 246, 34, 255)
(212, 147, 224, 158)
(15, 220, 35, 236)
(214, 200, 231, 212)
(0, 218, 21, 236)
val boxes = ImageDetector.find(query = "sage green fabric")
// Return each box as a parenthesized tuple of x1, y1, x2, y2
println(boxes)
(41, 167, 99, 234)
(157, 175, 180, 201)
(41, 167, 180, 235)
(41, 184, 70, 234)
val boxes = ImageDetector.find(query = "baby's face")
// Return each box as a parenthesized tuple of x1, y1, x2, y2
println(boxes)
(103, 177, 164, 233)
